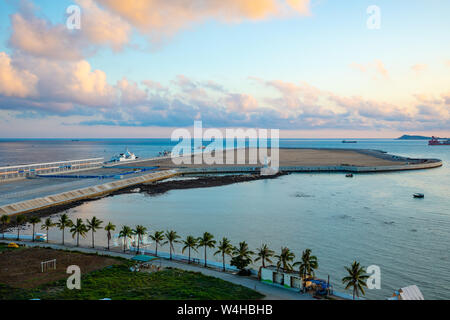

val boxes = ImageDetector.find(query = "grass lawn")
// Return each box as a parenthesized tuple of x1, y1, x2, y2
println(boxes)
(37, 265, 264, 300)
(0, 245, 264, 300)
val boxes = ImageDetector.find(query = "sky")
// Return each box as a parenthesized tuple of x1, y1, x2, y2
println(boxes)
(0, 0, 449, 138)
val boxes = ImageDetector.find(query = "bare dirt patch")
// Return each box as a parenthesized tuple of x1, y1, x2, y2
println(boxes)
(0, 247, 122, 289)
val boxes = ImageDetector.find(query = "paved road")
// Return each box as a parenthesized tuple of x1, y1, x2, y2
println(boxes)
(0, 177, 117, 206)
(0, 240, 314, 300)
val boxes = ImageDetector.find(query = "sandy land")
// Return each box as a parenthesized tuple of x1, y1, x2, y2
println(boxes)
(139, 148, 408, 168)
(0, 246, 121, 289)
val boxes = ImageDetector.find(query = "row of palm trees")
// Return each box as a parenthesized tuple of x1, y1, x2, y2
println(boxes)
(0, 213, 369, 299)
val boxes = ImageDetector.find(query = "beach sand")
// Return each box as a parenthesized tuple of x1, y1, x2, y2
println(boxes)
(141, 148, 407, 168)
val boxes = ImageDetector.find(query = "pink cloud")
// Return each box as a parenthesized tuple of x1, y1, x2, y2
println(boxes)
(95, 0, 311, 39)
(350, 60, 389, 80)
(9, 12, 83, 60)
(0, 52, 37, 98)
(411, 63, 428, 75)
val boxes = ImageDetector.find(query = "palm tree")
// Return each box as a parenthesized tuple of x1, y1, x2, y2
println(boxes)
(70, 218, 88, 247)
(119, 226, 133, 252)
(104, 222, 116, 250)
(164, 230, 180, 260)
(56, 214, 73, 245)
(133, 225, 147, 254)
(197, 232, 216, 267)
(214, 237, 234, 271)
(230, 241, 254, 273)
(182, 235, 198, 264)
(255, 244, 274, 278)
(86, 216, 103, 248)
(275, 247, 295, 272)
(29, 216, 41, 242)
(342, 261, 370, 300)
(1, 215, 11, 240)
(15, 215, 27, 241)
(255, 244, 274, 269)
(41, 218, 55, 243)
(149, 230, 165, 256)
(294, 249, 319, 281)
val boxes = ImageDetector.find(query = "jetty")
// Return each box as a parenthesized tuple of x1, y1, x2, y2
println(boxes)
(0, 148, 442, 217)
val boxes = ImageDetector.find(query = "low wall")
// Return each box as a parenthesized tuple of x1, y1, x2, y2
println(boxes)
(281, 160, 443, 173)
(0, 170, 178, 216)
(178, 160, 442, 174)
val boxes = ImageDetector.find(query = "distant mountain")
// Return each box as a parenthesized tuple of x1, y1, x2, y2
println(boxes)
(397, 135, 431, 140)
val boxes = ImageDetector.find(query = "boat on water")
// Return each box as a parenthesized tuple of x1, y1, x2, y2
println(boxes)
(388, 285, 424, 300)
(110, 149, 138, 162)
(413, 193, 424, 198)
(428, 136, 450, 145)
(342, 140, 357, 143)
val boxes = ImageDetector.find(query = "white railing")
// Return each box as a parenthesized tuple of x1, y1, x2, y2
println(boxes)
(0, 158, 104, 181)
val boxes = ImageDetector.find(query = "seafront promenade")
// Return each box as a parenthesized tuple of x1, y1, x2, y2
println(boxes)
(0, 148, 443, 217)
(0, 239, 314, 300)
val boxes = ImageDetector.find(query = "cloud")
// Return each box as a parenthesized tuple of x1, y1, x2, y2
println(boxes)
(9, 11, 83, 60)
(349, 62, 367, 73)
(223, 93, 259, 112)
(350, 60, 389, 80)
(0, 52, 448, 132)
(374, 60, 389, 79)
(8, 0, 312, 59)
(75, 0, 132, 51)
(95, 0, 311, 40)
(0, 52, 116, 113)
(411, 63, 428, 75)
(8, 0, 132, 60)
(0, 52, 37, 98)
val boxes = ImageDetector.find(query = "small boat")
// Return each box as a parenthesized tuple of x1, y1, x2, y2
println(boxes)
(342, 140, 357, 144)
(388, 285, 424, 300)
(428, 136, 450, 145)
(110, 149, 138, 162)
(413, 193, 424, 198)
(345, 173, 354, 178)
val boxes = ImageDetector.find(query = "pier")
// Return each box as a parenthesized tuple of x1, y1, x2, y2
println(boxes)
(0, 170, 179, 216)
(0, 158, 104, 182)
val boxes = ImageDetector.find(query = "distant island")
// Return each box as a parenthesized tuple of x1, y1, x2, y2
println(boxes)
(397, 135, 431, 140)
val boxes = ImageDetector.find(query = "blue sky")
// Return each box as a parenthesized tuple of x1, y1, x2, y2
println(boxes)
(0, 0, 449, 138)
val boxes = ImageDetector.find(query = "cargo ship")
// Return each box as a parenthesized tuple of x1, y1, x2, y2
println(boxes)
(428, 137, 450, 145)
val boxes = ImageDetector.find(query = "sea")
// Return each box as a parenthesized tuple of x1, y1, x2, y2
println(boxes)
(0, 138, 449, 300)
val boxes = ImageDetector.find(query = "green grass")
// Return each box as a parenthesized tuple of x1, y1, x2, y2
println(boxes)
(1, 263, 264, 300)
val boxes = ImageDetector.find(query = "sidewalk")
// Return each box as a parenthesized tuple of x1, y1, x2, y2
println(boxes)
(0, 239, 314, 300)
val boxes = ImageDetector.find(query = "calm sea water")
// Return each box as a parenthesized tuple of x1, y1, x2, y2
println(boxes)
(1, 139, 449, 299)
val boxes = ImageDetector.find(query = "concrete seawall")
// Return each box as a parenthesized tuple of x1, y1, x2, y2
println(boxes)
(179, 159, 443, 174)
(0, 170, 178, 217)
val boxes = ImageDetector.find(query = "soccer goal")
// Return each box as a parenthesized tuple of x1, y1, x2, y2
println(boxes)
(41, 259, 56, 272)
